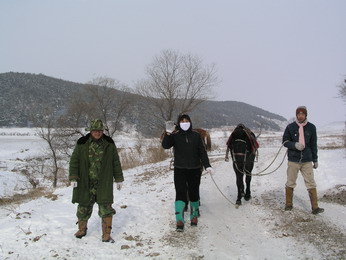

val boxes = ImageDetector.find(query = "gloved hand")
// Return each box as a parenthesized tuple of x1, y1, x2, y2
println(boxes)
(165, 121, 176, 134)
(313, 162, 318, 169)
(206, 167, 214, 175)
(295, 142, 305, 151)
(71, 181, 78, 188)
(116, 182, 123, 190)
(225, 157, 229, 162)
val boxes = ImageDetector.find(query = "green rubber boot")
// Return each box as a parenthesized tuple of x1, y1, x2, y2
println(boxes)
(190, 201, 199, 226)
(175, 201, 185, 231)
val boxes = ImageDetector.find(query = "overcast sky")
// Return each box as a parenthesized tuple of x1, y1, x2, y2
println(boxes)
(1, 0, 345, 127)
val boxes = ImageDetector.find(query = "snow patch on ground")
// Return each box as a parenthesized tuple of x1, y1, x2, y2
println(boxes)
(0, 125, 345, 259)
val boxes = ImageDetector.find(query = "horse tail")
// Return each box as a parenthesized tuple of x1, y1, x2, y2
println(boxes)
(206, 131, 212, 151)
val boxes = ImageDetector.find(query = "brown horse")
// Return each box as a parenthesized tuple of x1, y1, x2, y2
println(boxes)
(193, 128, 212, 152)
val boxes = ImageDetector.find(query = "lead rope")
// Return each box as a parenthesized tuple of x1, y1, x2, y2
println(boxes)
(235, 140, 289, 177)
(208, 170, 236, 206)
(205, 140, 288, 206)
(208, 141, 289, 207)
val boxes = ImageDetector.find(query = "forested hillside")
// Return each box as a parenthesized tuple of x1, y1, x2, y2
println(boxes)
(0, 72, 287, 135)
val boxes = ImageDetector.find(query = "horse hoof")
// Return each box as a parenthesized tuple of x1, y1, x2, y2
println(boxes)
(236, 200, 242, 205)
(244, 194, 251, 201)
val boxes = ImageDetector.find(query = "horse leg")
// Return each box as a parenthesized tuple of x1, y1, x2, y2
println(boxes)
(234, 166, 244, 205)
(244, 174, 252, 201)
(244, 161, 254, 201)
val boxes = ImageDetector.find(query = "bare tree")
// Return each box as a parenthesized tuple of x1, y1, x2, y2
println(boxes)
(336, 77, 346, 149)
(52, 76, 133, 159)
(36, 115, 61, 188)
(56, 94, 95, 157)
(337, 77, 346, 103)
(20, 157, 48, 189)
(58, 76, 134, 140)
(85, 76, 134, 137)
(60, 96, 91, 134)
(136, 49, 219, 123)
(21, 168, 40, 189)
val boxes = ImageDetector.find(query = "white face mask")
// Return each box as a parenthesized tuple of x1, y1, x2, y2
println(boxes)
(180, 122, 191, 131)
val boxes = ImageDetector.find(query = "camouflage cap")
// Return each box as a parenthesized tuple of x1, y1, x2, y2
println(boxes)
(85, 119, 105, 131)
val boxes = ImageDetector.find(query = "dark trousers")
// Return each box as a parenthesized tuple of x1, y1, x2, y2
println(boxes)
(174, 168, 200, 202)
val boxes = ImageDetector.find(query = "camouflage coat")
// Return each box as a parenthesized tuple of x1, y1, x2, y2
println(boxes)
(69, 133, 124, 206)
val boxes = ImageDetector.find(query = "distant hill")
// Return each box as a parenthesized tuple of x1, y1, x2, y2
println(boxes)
(188, 100, 286, 131)
(0, 72, 85, 126)
(0, 72, 287, 134)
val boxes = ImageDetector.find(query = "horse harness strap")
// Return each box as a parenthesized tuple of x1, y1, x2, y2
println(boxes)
(233, 152, 246, 156)
(232, 138, 248, 159)
(230, 139, 248, 173)
(234, 139, 246, 144)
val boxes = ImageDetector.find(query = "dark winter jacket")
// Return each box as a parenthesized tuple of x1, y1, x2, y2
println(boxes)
(282, 121, 318, 163)
(162, 128, 211, 170)
(69, 133, 124, 206)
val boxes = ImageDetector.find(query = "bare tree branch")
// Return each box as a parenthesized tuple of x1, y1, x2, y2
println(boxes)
(36, 115, 60, 188)
(337, 77, 346, 103)
(136, 49, 219, 124)
(75, 76, 134, 137)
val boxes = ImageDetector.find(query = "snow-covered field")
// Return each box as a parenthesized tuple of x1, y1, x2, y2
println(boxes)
(0, 122, 345, 259)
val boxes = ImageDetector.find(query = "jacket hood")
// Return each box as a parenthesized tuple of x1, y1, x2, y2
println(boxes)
(176, 114, 192, 131)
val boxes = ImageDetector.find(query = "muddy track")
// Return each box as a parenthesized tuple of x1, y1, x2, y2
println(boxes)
(261, 189, 346, 259)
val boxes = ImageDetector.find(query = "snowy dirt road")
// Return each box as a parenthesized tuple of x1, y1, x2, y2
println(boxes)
(0, 128, 345, 259)
(1, 150, 345, 260)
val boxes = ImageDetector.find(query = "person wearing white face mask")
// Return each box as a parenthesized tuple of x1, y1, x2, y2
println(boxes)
(162, 114, 213, 231)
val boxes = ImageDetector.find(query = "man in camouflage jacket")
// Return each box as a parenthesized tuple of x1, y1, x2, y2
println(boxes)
(69, 119, 124, 242)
